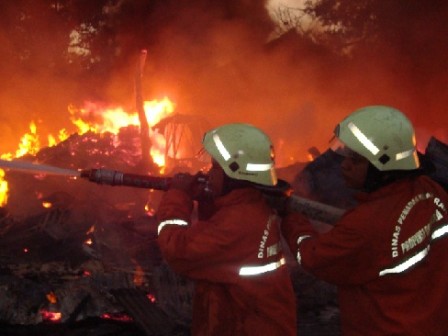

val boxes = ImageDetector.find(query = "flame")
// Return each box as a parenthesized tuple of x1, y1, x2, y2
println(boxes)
(68, 97, 175, 168)
(16, 121, 40, 158)
(42, 201, 52, 208)
(0, 97, 176, 206)
(0, 170, 8, 206)
(133, 264, 144, 286)
(46, 292, 58, 304)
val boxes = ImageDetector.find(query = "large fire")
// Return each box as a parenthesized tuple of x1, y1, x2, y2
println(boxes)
(0, 97, 176, 206)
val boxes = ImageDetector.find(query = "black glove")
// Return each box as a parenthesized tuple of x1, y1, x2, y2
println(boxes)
(265, 194, 292, 217)
(170, 173, 196, 193)
(170, 172, 210, 200)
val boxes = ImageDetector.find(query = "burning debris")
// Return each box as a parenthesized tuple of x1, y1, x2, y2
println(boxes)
(0, 120, 197, 335)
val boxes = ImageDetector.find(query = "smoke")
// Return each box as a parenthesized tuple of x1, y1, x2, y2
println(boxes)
(131, 0, 448, 165)
(0, 0, 447, 166)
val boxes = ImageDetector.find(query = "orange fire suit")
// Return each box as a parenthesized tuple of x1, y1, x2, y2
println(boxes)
(283, 175, 448, 336)
(157, 187, 297, 336)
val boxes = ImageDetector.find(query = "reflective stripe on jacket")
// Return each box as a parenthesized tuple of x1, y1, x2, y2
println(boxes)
(157, 187, 297, 336)
(283, 175, 448, 336)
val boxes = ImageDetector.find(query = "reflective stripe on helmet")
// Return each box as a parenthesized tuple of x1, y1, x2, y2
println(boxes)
(158, 219, 188, 235)
(239, 257, 286, 276)
(395, 148, 415, 161)
(213, 132, 273, 171)
(246, 163, 273, 172)
(348, 122, 380, 155)
(379, 222, 448, 276)
(213, 133, 231, 161)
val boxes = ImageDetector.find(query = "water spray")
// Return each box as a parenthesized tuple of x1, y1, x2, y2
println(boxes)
(0, 159, 80, 177)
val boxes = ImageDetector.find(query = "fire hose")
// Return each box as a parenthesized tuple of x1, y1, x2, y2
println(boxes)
(0, 159, 345, 224)
(80, 168, 346, 224)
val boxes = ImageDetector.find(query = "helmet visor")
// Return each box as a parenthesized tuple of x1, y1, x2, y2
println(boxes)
(330, 136, 363, 160)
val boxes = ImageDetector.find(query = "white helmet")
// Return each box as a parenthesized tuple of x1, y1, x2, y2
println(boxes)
(202, 123, 277, 186)
(331, 105, 420, 171)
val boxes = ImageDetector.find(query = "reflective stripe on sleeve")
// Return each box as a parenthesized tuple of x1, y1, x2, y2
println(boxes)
(296, 235, 311, 265)
(379, 222, 448, 277)
(158, 219, 188, 235)
(432, 223, 448, 240)
(379, 245, 430, 276)
(239, 257, 286, 276)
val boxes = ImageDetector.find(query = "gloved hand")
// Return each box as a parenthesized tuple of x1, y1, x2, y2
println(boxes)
(266, 194, 292, 217)
(170, 173, 196, 193)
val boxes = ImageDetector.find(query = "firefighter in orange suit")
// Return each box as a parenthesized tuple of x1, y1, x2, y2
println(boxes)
(156, 123, 297, 335)
(282, 105, 448, 336)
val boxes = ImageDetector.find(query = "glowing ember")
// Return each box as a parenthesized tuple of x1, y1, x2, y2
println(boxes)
(146, 293, 157, 303)
(133, 264, 144, 286)
(40, 309, 62, 323)
(145, 199, 156, 216)
(101, 312, 133, 322)
(42, 201, 52, 209)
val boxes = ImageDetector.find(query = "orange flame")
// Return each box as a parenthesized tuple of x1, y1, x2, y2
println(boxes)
(68, 97, 175, 168)
(42, 201, 52, 209)
(0, 97, 176, 206)
(46, 292, 58, 304)
(0, 170, 7, 206)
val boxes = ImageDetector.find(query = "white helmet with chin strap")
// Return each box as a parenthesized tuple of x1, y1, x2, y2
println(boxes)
(202, 123, 277, 186)
(331, 105, 420, 171)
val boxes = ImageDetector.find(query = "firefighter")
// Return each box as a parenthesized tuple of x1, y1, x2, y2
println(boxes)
(156, 123, 297, 335)
(282, 105, 448, 335)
